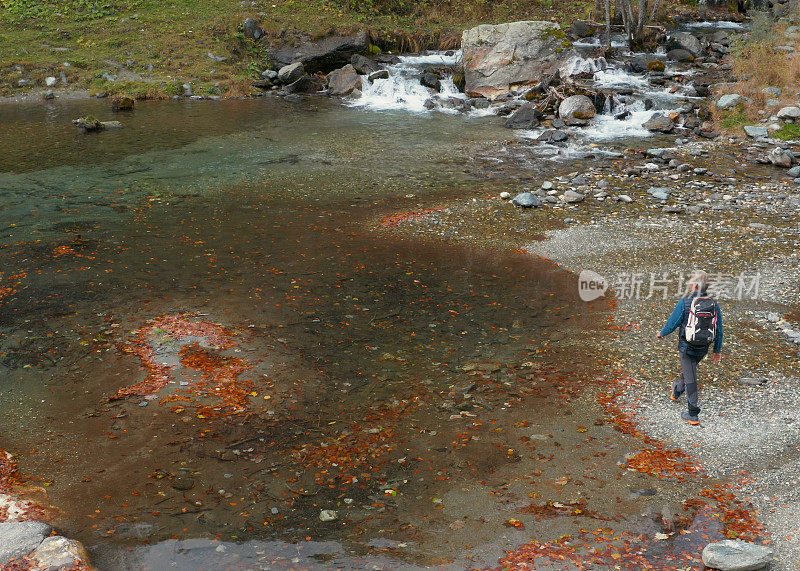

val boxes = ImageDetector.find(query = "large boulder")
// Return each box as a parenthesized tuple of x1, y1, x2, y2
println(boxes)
(0, 521, 52, 565)
(701, 540, 772, 571)
(271, 31, 370, 74)
(461, 21, 577, 99)
(668, 32, 703, 57)
(558, 95, 596, 125)
(327, 64, 362, 97)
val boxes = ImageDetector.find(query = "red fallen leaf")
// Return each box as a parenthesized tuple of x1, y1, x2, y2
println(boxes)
(505, 519, 525, 529)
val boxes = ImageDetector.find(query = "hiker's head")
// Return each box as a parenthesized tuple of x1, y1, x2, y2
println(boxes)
(687, 270, 709, 293)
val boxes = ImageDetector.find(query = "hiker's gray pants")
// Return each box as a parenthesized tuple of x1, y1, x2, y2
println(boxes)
(674, 352, 703, 414)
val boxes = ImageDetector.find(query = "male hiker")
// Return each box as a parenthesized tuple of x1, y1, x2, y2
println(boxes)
(656, 270, 723, 425)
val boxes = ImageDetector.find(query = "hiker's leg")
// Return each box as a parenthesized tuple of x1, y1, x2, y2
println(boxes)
(673, 358, 686, 396)
(680, 353, 700, 415)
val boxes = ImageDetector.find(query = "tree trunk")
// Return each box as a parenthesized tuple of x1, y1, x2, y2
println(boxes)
(604, 0, 612, 47)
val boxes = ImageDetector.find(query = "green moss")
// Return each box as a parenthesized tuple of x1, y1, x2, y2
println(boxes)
(774, 123, 800, 141)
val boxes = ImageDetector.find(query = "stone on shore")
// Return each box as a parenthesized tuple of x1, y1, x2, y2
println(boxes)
(30, 536, 90, 570)
(461, 21, 577, 99)
(271, 31, 369, 74)
(278, 62, 305, 85)
(717, 94, 742, 110)
(563, 190, 585, 203)
(0, 521, 52, 565)
(776, 106, 800, 120)
(45, 76, 57, 87)
(743, 125, 768, 138)
(768, 146, 793, 167)
(558, 95, 596, 126)
(327, 64, 362, 97)
(512, 192, 542, 207)
(701, 540, 772, 571)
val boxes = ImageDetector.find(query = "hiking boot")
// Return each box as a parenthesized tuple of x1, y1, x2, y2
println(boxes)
(670, 387, 684, 402)
(681, 411, 700, 426)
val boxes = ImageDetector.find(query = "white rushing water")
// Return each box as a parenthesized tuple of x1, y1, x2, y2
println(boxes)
(349, 51, 486, 115)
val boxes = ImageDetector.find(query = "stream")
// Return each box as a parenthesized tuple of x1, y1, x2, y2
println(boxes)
(0, 20, 744, 569)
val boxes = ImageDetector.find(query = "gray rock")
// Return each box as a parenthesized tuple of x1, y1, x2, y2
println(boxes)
(271, 31, 369, 74)
(563, 190, 585, 203)
(0, 521, 52, 565)
(327, 64, 362, 97)
(788, 166, 800, 178)
(668, 32, 703, 57)
(278, 62, 305, 84)
(550, 130, 568, 142)
(643, 113, 674, 133)
(667, 49, 694, 62)
(648, 187, 670, 200)
(421, 73, 441, 92)
(505, 103, 542, 129)
(30, 536, 90, 570)
(744, 125, 768, 138)
(242, 18, 263, 40)
(42, 90, 55, 100)
(261, 69, 278, 80)
(44, 76, 57, 87)
(737, 377, 767, 386)
(207, 52, 227, 62)
(717, 94, 742, 110)
(512, 192, 543, 207)
(182, 83, 193, 97)
(777, 106, 800, 120)
(767, 312, 781, 323)
(762, 86, 782, 98)
(618, 194, 633, 203)
(285, 74, 323, 94)
(541, 181, 554, 190)
(350, 54, 380, 76)
(558, 95, 596, 125)
(461, 21, 577, 99)
(701, 540, 772, 571)
(768, 146, 793, 167)
(368, 70, 389, 82)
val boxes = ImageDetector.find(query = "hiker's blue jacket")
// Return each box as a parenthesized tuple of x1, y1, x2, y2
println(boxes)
(660, 294, 723, 357)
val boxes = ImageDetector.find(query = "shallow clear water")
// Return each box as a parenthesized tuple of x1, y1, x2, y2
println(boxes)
(0, 97, 616, 568)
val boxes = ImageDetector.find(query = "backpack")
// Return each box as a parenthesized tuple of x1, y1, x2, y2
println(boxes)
(684, 296, 718, 347)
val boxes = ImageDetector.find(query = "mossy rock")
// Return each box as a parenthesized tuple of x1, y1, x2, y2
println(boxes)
(111, 94, 135, 111)
(647, 60, 666, 72)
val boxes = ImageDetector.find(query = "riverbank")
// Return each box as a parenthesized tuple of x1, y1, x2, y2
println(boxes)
(386, 125, 800, 567)
(0, 0, 708, 100)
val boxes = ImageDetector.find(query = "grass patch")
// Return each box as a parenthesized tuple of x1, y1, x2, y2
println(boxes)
(717, 108, 749, 130)
(774, 122, 800, 141)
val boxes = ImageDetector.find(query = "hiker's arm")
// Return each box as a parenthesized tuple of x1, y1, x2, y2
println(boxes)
(713, 305, 723, 354)
(658, 299, 684, 338)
